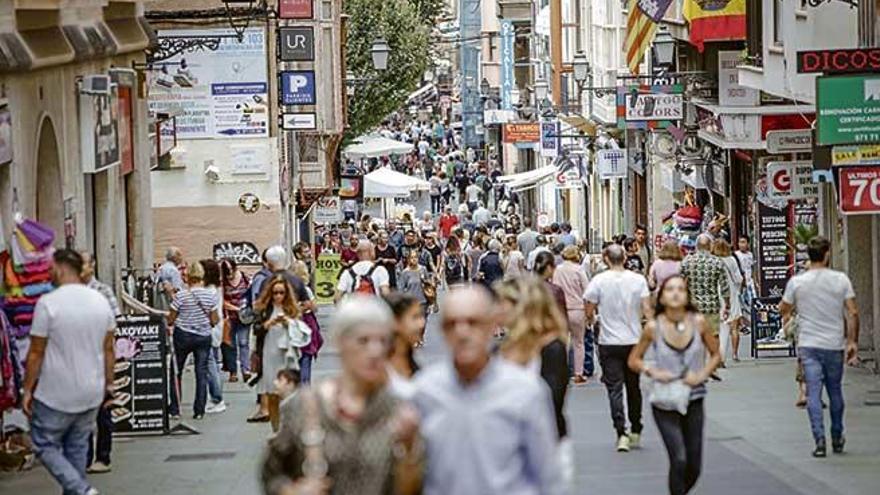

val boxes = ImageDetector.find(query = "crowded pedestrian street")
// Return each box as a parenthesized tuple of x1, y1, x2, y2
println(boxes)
(2, 2, 880, 495)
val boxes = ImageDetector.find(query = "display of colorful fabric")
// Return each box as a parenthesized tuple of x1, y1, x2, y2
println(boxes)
(0, 217, 56, 340)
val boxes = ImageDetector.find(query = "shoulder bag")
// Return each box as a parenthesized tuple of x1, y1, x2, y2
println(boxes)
(648, 323, 692, 415)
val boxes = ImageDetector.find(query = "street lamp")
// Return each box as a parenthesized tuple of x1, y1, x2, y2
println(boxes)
(480, 77, 490, 97)
(534, 79, 549, 103)
(652, 26, 676, 69)
(572, 52, 590, 85)
(371, 38, 391, 71)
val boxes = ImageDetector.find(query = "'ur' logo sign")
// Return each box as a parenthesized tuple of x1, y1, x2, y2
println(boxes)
(279, 27, 314, 61)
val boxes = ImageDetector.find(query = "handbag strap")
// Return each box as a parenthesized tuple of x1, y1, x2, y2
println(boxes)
(187, 289, 214, 321)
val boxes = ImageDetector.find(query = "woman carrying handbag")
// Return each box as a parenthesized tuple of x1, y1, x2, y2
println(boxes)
(628, 276, 722, 495)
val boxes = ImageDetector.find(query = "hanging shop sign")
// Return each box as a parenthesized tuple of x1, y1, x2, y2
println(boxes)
(757, 201, 791, 298)
(798, 48, 880, 75)
(0, 105, 12, 165)
(238, 192, 261, 214)
(281, 112, 317, 130)
(540, 120, 560, 158)
(280, 70, 317, 106)
(314, 252, 342, 305)
(117, 86, 135, 175)
(766, 129, 812, 154)
(502, 122, 540, 143)
(719, 50, 759, 107)
(596, 149, 628, 180)
(279, 0, 313, 19)
(617, 84, 683, 130)
(112, 315, 169, 435)
(500, 20, 515, 110)
(483, 109, 515, 125)
(339, 174, 364, 201)
(554, 155, 583, 190)
(279, 27, 315, 62)
(831, 144, 880, 166)
(148, 28, 269, 139)
(837, 165, 880, 214)
(314, 196, 343, 224)
(212, 241, 261, 265)
(79, 87, 121, 174)
(766, 161, 819, 199)
(816, 74, 880, 146)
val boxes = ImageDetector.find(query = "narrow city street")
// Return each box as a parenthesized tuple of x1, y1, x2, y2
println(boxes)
(4, 308, 879, 495)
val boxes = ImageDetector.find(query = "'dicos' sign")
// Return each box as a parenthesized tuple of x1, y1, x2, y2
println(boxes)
(797, 48, 880, 74)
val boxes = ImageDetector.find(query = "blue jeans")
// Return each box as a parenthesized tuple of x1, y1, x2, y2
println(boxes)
(234, 323, 251, 374)
(799, 347, 845, 443)
(207, 347, 223, 404)
(299, 354, 313, 385)
(169, 329, 211, 417)
(30, 400, 98, 495)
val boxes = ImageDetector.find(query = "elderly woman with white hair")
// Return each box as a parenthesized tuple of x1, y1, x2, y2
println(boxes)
(262, 296, 423, 495)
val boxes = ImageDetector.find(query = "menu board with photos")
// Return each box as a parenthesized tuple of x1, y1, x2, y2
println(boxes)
(112, 315, 169, 435)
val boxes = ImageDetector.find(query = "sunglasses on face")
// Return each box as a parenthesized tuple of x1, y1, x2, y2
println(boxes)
(273, 289, 286, 295)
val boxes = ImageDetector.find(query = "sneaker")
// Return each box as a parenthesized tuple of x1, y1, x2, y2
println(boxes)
(629, 432, 641, 449)
(812, 439, 827, 458)
(206, 401, 227, 414)
(170, 414, 181, 421)
(832, 437, 845, 454)
(86, 488, 100, 495)
(616, 435, 631, 452)
(87, 461, 111, 474)
(193, 414, 205, 420)
(572, 375, 588, 386)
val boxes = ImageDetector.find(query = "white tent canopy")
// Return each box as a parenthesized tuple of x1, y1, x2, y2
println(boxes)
(343, 135, 413, 160)
(364, 167, 430, 198)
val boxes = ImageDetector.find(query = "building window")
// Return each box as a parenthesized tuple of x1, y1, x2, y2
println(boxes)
(746, 0, 763, 65)
(773, 0, 784, 45)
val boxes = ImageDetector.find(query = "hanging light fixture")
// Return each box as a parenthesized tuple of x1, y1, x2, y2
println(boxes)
(480, 77, 490, 96)
(371, 38, 391, 71)
(572, 51, 590, 84)
(534, 79, 549, 103)
(223, 1, 262, 41)
(652, 26, 676, 68)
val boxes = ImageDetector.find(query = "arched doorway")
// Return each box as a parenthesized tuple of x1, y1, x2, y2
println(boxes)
(36, 117, 64, 244)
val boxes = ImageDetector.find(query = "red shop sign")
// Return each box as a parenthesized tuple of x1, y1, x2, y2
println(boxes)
(797, 48, 880, 74)
(761, 114, 814, 140)
(279, 0, 313, 19)
(838, 166, 880, 215)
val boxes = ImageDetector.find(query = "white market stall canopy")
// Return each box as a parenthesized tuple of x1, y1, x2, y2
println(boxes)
(496, 165, 557, 192)
(364, 167, 431, 198)
(343, 135, 414, 160)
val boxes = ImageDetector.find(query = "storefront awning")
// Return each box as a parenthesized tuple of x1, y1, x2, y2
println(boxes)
(558, 114, 598, 137)
(692, 99, 815, 150)
(497, 165, 557, 192)
(407, 83, 437, 104)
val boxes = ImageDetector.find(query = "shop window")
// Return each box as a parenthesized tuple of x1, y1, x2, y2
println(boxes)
(772, 0, 784, 46)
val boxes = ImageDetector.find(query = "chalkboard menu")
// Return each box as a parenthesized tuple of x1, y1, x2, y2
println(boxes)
(757, 202, 791, 297)
(112, 315, 169, 435)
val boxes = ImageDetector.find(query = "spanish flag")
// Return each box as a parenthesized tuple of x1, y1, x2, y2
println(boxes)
(683, 0, 746, 53)
(624, 0, 657, 74)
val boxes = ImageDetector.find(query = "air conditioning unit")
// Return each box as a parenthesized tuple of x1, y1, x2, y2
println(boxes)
(80, 75, 111, 95)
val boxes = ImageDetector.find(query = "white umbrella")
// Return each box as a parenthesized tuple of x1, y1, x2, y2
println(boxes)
(343, 135, 414, 160)
(364, 167, 430, 198)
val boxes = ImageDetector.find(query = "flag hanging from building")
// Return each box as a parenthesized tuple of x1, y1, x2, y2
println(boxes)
(683, 0, 747, 53)
(625, 0, 674, 74)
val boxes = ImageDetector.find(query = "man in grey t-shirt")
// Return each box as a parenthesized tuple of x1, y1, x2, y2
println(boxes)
(517, 217, 539, 259)
(780, 237, 859, 458)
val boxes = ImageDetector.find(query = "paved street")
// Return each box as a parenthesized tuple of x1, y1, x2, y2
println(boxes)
(3, 307, 879, 495)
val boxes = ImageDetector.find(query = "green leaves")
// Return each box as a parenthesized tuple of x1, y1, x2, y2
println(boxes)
(344, 0, 430, 140)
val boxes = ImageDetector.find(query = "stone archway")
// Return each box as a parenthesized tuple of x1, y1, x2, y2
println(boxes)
(35, 116, 64, 243)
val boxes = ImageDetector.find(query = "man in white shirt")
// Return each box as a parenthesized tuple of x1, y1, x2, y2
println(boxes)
(584, 244, 651, 453)
(24, 249, 116, 495)
(780, 236, 859, 457)
(335, 240, 391, 301)
(526, 235, 552, 272)
(472, 202, 492, 226)
(734, 235, 756, 287)
(517, 218, 539, 259)
(465, 182, 483, 212)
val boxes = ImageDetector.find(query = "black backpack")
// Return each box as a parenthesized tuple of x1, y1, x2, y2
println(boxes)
(445, 255, 465, 284)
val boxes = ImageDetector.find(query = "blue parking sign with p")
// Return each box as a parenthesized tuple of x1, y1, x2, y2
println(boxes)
(280, 70, 316, 105)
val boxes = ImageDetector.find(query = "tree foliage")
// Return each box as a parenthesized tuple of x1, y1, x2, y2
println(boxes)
(407, 0, 447, 25)
(344, 0, 429, 140)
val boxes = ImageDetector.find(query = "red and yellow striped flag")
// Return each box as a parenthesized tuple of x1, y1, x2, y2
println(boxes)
(624, 0, 658, 75)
